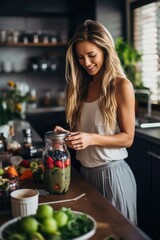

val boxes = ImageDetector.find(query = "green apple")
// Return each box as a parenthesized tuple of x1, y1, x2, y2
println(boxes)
(19, 216, 39, 234)
(54, 211, 68, 227)
(36, 204, 54, 220)
(40, 218, 57, 234)
(19, 167, 28, 175)
(0, 168, 4, 176)
(30, 232, 45, 240)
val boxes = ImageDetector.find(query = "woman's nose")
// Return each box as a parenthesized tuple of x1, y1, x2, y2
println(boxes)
(84, 57, 91, 66)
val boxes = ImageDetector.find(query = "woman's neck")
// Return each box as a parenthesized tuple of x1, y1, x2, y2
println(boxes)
(86, 78, 102, 102)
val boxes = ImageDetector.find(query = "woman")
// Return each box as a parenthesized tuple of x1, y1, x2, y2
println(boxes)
(54, 19, 137, 224)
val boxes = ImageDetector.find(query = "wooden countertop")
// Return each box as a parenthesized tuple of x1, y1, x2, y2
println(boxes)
(0, 168, 151, 240)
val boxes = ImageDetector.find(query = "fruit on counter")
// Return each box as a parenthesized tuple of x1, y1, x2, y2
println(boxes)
(29, 161, 38, 170)
(17, 166, 28, 175)
(54, 211, 68, 227)
(0, 167, 4, 176)
(30, 232, 45, 240)
(3, 165, 18, 178)
(36, 204, 54, 220)
(40, 218, 58, 234)
(19, 216, 39, 234)
(16, 159, 43, 181)
(2, 205, 95, 240)
(19, 159, 30, 168)
(2, 159, 43, 181)
(0, 178, 10, 191)
(19, 168, 33, 181)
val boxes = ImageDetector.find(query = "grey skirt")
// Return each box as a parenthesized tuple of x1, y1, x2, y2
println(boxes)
(80, 160, 137, 224)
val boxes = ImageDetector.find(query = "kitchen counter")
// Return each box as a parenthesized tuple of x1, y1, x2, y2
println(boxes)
(26, 106, 65, 114)
(0, 121, 152, 239)
(135, 127, 160, 145)
(10, 119, 42, 144)
(127, 125, 160, 239)
(0, 168, 151, 240)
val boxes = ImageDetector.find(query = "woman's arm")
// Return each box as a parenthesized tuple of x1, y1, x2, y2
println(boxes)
(65, 78, 135, 150)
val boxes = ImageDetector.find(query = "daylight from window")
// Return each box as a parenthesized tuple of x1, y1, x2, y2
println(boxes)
(134, 1, 160, 104)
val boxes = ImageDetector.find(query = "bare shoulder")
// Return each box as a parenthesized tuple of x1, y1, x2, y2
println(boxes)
(116, 77, 133, 91)
(115, 77, 134, 100)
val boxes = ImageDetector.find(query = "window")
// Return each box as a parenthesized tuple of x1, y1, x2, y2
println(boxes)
(133, 0, 160, 104)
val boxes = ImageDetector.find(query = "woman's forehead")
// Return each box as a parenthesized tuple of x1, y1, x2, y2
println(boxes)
(75, 41, 101, 54)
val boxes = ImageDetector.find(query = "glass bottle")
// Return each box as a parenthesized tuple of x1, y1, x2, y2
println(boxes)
(42, 131, 71, 194)
(0, 133, 6, 151)
(6, 125, 21, 154)
(23, 128, 32, 148)
(0, 133, 5, 152)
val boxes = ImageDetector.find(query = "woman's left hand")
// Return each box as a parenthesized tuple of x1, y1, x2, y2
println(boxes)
(65, 132, 91, 150)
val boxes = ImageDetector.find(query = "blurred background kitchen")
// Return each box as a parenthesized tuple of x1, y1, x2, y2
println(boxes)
(0, 1, 160, 239)
(1, 0, 160, 136)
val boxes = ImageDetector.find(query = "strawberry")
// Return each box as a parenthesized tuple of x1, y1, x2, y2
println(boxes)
(46, 162, 54, 169)
(19, 160, 30, 168)
(55, 161, 64, 169)
(65, 158, 71, 167)
(46, 156, 54, 164)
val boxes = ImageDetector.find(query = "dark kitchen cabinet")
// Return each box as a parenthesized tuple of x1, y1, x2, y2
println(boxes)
(0, 0, 97, 99)
(126, 137, 152, 236)
(26, 110, 68, 140)
(0, 16, 68, 98)
(126, 132, 160, 240)
(148, 143, 160, 240)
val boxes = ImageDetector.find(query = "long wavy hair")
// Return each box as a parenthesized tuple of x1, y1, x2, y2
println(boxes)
(65, 19, 126, 133)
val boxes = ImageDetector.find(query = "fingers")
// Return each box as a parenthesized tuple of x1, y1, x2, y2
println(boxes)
(65, 132, 83, 150)
(53, 125, 68, 133)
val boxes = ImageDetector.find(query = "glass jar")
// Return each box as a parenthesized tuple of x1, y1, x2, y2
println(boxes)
(42, 131, 71, 194)
(0, 177, 19, 211)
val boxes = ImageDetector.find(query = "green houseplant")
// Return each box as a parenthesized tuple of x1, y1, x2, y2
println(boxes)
(115, 37, 144, 88)
(0, 81, 29, 126)
(115, 38, 151, 115)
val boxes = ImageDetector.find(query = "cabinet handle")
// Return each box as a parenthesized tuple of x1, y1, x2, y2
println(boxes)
(147, 151, 160, 159)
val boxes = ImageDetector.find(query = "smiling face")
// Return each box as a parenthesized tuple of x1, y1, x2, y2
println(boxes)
(75, 41, 105, 78)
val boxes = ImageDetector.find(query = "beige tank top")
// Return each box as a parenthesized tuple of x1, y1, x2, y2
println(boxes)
(76, 99, 128, 167)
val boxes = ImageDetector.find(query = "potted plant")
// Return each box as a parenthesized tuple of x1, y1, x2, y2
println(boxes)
(115, 37, 151, 115)
(115, 37, 144, 88)
(0, 81, 29, 137)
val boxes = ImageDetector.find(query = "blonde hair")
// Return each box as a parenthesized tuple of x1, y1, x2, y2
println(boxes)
(65, 19, 126, 132)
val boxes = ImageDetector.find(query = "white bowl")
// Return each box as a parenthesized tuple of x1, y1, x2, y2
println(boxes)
(0, 210, 97, 240)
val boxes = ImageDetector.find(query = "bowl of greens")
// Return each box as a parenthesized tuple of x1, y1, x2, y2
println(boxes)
(0, 205, 97, 240)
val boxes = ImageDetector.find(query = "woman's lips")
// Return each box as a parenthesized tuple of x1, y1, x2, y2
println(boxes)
(86, 65, 96, 73)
